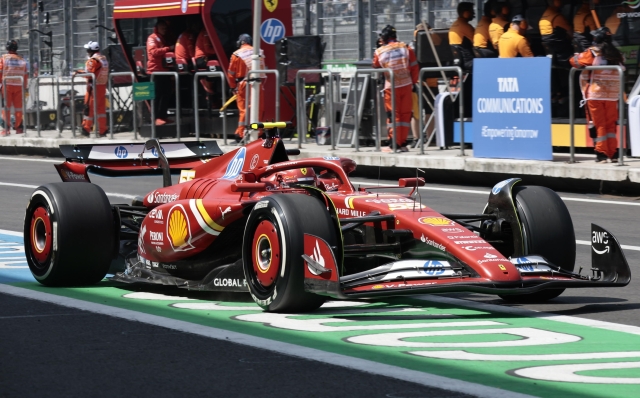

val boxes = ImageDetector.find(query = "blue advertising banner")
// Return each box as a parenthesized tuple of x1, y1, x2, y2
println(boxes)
(472, 58, 552, 160)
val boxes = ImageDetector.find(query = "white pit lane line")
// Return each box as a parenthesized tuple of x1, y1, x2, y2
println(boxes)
(0, 156, 61, 163)
(0, 182, 136, 200)
(0, 284, 532, 398)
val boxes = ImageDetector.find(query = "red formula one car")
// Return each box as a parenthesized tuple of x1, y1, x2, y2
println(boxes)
(24, 123, 631, 312)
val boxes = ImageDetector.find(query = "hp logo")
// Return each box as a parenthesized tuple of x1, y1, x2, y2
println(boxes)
(151, 146, 165, 157)
(260, 18, 285, 45)
(114, 146, 128, 159)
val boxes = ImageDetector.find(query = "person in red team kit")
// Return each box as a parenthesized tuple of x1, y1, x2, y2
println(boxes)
(0, 40, 28, 136)
(570, 27, 625, 163)
(75, 41, 109, 136)
(373, 25, 419, 152)
(227, 33, 265, 143)
(175, 23, 198, 70)
(146, 19, 174, 125)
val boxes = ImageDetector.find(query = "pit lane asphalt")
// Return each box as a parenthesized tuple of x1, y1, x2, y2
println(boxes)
(0, 154, 639, 397)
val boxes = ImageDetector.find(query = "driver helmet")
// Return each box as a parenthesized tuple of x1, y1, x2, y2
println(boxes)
(263, 168, 317, 187)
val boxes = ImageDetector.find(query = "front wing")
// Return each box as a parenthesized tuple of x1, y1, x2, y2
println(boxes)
(304, 224, 631, 299)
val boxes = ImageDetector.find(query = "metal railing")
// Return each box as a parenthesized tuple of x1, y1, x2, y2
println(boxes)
(108, 72, 137, 140)
(419, 66, 464, 156)
(150, 71, 181, 140)
(244, 69, 280, 143)
(2, 76, 27, 136)
(70, 73, 97, 138)
(569, 65, 626, 165)
(33, 75, 60, 138)
(193, 71, 227, 143)
(295, 69, 336, 149)
(355, 68, 395, 151)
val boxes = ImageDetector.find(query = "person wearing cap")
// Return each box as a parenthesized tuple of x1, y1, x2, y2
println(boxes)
(489, 0, 510, 51)
(475, 1, 498, 57)
(498, 15, 534, 58)
(449, 2, 476, 71)
(75, 41, 109, 137)
(0, 40, 28, 136)
(227, 33, 266, 143)
(570, 27, 625, 163)
(146, 19, 174, 126)
(373, 25, 419, 153)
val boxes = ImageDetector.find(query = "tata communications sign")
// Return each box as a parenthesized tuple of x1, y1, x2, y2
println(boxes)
(473, 58, 552, 160)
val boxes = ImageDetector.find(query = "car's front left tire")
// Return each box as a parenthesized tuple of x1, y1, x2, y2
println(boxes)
(243, 194, 337, 313)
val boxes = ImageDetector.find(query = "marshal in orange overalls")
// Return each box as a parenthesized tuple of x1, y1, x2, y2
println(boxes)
(0, 51, 28, 134)
(570, 46, 623, 160)
(82, 53, 109, 135)
(227, 43, 265, 139)
(373, 39, 419, 150)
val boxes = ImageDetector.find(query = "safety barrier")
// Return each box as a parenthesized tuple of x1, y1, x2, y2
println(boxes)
(33, 75, 60, 138)
(244, 69, 280, 143)
(354, 68, 395, 152)
(150, 71, 181, 140)
(193, 71, 227, 143)
(108, 72, 138, 140)
(295, 70, 336, 149)
(2, 76, 27, 136)
(569, 65, 626, 165)
(418, 66, 464, 156)
(70, 73, 97, 138)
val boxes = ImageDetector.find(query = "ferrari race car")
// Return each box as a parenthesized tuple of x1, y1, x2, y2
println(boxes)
(24, 123, 631, 312)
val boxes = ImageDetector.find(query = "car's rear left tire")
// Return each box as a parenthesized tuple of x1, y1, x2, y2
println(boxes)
(243, 194, 337, 313)
(499, 185, 576, 302)
(24, 183, 115, 286)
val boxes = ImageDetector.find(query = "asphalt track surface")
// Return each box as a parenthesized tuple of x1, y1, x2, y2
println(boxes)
(1, 154, 640, 397)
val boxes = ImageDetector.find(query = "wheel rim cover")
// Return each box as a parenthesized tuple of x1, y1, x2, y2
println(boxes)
(252, 220, 280, 287)
(30, 207, 52, 264)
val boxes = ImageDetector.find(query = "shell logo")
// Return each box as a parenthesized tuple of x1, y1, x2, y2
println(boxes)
(167, 204, 194, 251)
(418, 217, 454, 226)
(372, 285, 385, 290)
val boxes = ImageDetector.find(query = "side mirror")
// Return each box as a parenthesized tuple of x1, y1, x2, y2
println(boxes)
(398, 177, 425, 187)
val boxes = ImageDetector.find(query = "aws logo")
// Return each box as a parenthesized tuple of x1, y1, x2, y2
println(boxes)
(167, 204, 194, 252)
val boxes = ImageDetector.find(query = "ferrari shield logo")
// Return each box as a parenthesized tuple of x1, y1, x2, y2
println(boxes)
(264, 0, 277, 12)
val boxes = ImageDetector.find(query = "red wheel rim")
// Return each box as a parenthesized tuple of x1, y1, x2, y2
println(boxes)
(251, 220, 281, 287)
(30, 207, 52, 263)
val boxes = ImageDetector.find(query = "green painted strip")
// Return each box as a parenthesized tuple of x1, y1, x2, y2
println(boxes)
(10, 282, 640, 397)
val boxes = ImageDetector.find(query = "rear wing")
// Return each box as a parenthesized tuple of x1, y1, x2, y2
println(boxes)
(56, 140, 224, 183)
(59, 141, 222, 161)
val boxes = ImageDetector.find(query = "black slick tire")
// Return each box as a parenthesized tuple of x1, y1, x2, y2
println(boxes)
(24, 183, 115, 286)
(499, 185, 576, 302)
(243, 194, 337, 313)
